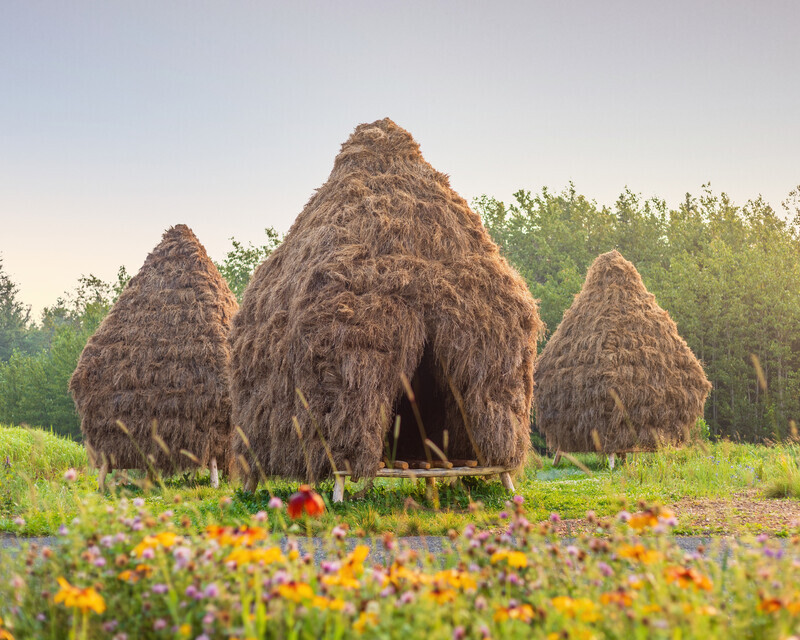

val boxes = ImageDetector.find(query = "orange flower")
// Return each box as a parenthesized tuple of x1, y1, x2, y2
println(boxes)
(617, 544, 662, 565)
(287, 485, 325, 519)
(54, 577, 106, 614)
(629, 507, 675, 531)
(206, 525, 267, 547)
(758, 597, 784, 613)
(664, 566, 713, 591)
(600, 590, 635, 607)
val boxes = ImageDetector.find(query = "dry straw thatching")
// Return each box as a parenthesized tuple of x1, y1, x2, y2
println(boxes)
(534, 250, 711, 454)
(69, 225, 238, 475)
(229, 118, 542, 483)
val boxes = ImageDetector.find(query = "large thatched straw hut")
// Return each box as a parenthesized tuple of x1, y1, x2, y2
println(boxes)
(229, 118, 542, 484)
(69, 225, 238, 488)
(534, 250, 711, 458)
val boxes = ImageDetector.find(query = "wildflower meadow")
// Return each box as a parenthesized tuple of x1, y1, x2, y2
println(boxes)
(2, 485, 800, 639)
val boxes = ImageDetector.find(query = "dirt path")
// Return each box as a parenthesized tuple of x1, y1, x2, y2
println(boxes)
(549, 490, 800, 537)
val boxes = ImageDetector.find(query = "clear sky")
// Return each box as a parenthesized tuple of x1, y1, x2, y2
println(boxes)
(2, 1, 798, 317)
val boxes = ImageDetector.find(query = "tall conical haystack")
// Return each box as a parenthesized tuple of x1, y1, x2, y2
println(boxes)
(534, 250, 711, 454)
(69, 225, 239, 479)
(229, 118, 543, 483)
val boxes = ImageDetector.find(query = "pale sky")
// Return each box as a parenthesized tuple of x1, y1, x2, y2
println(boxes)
(2, 1, 798, 317)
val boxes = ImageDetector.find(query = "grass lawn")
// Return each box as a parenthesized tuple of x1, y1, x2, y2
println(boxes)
(2, 423, 800, 537)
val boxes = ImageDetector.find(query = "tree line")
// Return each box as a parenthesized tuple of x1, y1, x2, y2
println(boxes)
(1, 185, 799, 442)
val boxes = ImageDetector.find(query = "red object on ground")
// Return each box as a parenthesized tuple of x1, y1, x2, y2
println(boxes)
(287, 485, 326, 519)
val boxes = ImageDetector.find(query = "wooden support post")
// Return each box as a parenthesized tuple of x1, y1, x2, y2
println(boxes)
(608, 452, 616, 471)
(245, 473, 258, 493)
(209, 456, 219, 489)
(552, 452, 562, 466)
(333, 475, 345, 503)
(426, 477, 436, 490)
(98, 460, 108, 492)
(500, 472, 515, 492)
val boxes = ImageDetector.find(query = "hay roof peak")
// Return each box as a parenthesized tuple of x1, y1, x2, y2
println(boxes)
(331, 118, 427, 176)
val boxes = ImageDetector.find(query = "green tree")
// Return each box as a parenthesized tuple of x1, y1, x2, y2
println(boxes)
(0, 257, 35, 361)
(215, 228, 282, 301)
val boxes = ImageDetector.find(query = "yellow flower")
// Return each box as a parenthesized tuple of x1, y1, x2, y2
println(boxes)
(226, 547, 285, 567)
(312, 596, 346, 611)
(641, 603, 662, 614)
(494, 604, 535, 623)
(682, 603, 718, 616)
(353, 611, 378, 633)
(178, 623, 192, 636)
(433, 569, 477, 592)
(132, 532, 181, 557)
(277, 581, 314, 602)
(54, 577, 106, 614)
(490, 549, 528, 568)
(551, 596, 599, 622)
(384, 563, 431, 588)
(617, 544, 662, 565)
(428, 587, 457, 604)
(0, 616, 14, 640)
(322, 545, 370, 590)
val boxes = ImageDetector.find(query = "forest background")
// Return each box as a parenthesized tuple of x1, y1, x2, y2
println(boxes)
(2, 184, 799, 444)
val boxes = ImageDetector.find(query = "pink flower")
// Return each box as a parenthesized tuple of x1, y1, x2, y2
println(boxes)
(13, 517, 25, 527)
(152, 584, 169, 594)
(63, 468, 78, 482)
(513, 495, 524, 505)
(203, 583, 219, 598)
(549, 513, 561, 523)
(153, 619, 167, 630)
(268, 497, 283, 510)
(133, 498, 145, 507)
(254, 510, 268, 522)
(453, 626, 466, 640)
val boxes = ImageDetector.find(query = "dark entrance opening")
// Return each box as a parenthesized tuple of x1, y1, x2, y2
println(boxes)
(388, 342, 459, 462)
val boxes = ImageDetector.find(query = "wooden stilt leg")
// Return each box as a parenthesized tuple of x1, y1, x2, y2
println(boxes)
(608, 452, 616, 470)
(333, 475, 345, 503)
(426, 477, 436, 490)
(500, 472, 515, 492)
(553, 452, 562, 466)
(98, 460, 108, 492)
(209, 456, 219, 489)
(245, 473, 258, 493)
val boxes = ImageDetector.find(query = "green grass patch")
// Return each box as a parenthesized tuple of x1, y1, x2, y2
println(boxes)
(2, 424, 798, 537)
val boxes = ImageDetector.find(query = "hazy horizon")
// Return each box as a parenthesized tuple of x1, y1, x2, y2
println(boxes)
(2, 1, 798, 317)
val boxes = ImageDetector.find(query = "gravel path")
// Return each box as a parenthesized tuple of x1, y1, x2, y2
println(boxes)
(0, 534, 723, 562)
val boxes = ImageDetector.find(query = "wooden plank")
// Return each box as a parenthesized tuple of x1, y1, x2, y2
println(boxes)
(407, 460, 431, 469)
(335, 465, 514, 479)
(383, 459, 409, 470)
(431, 460, 454, 469)
(448, 459, 478, 468)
